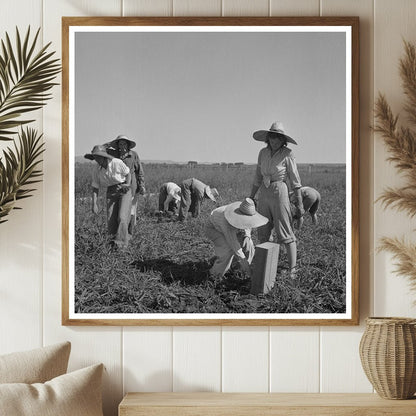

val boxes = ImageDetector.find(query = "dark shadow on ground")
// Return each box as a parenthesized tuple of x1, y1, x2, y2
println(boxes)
(131, 258, 212, 285)
(131, 258, 252, 296)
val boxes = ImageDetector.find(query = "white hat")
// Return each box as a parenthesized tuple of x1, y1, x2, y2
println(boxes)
(224, 198, 268, 229)
(84, 144, 114, 160)
(205, 186, 219, 202)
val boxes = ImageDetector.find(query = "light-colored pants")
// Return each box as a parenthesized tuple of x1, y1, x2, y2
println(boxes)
(107, 185, 132, 248)
(257, 181, 296, 244)
(205, 223, 235, 277)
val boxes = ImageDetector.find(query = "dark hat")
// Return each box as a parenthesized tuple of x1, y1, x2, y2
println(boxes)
(253, 121, 297, 145)
(108, 134, 136, 150)
(84, 145, 114, 161)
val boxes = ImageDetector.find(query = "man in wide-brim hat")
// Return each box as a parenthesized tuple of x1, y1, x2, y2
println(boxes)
(205, 198, 268, 277)
(84, 144, 132, 249)
(104, 134, 146, 234)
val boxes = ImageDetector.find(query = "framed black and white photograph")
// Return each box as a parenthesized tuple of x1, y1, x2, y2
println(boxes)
(62, 17, 359, 326)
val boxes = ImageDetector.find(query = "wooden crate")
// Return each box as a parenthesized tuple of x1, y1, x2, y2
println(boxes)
(250, 242, 280, 295)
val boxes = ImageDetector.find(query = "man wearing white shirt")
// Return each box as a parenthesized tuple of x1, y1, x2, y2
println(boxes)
(85, 144, 131, 249)
(158, 182, 181, 214)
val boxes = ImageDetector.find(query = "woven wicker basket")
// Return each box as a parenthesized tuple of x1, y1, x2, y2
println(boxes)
(359, 317, 416, 399)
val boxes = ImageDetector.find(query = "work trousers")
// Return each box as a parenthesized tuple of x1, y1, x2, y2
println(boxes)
(179, 178, 199, 220)
(205, 223, 235, 276)
(257, 181, 296, 244)
(107, 185, 132, 248)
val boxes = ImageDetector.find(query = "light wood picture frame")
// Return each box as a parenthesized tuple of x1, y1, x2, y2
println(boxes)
(62, 16, 359, 326)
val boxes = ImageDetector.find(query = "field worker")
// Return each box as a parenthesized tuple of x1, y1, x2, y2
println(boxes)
(105, 135, 145, 234)
(205, 198, 268, 277)
(178, 178, 219, 221)
(249, 121, 304, 279)
(159, 182, 181, 214)
(290, 186, 321, 230)
(84, 144, 132, 249)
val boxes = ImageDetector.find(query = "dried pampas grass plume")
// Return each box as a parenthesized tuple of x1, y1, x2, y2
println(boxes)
(375, 40, 416, 297)
(378, 237, 416, 297)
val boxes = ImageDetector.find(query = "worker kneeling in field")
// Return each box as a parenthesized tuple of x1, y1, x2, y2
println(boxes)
(205, 198, 268, 277)
(158, 182, 181, 215)
(290, 186, 321, 230)
(178, 178, 219, 221)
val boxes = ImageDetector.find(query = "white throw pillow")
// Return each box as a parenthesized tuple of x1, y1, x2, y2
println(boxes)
(0, 341, 71, 383)
(0, 363, 104, 416)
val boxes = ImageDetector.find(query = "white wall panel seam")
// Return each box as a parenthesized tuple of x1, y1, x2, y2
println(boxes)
(371, 0, 376, 393)
(319, 328, 322, 392)
(41, 0, 45, 349)
(371, 1, 375, 394)
(121, 328, 125, 396)
(372, 0, 376, 328)
(319, 326, 322, 392)
(268, 326, 271, 392)
(220, 326, 223, 392)
(171, 327, 174, 392)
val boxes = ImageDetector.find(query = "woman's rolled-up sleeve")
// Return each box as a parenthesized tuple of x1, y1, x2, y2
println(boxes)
(286, 150, 302, 189)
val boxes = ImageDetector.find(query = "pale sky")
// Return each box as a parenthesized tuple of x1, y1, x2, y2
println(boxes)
(74, 30, 346, 164)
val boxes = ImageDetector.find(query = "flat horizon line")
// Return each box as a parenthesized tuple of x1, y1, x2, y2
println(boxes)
(75, 156, 346, 166)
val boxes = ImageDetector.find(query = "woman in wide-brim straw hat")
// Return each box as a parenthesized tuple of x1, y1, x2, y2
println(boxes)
(84, 144, 132, 249)
(249, 121, 305, 279)
(205, 198, 268, 277)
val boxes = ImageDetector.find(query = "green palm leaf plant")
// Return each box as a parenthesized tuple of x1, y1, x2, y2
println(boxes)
(375, 40, 416, 295)
(0, 27, 60, 223)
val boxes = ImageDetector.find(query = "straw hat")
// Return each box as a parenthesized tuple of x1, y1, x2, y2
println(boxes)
(84, 144, 114, 161)
(108, 134, 136, 150)
(205, 186, 219, 202)
(224, 198, 268, 229)
(253, 121, 297, 145)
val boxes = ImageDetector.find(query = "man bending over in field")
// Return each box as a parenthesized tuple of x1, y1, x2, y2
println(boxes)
(290, 186, 321, 230)
(158, 182, 181, 216)
(178, 178, 219, 221)
(205, 198, 268, 277)
(84, 144, 131, 249)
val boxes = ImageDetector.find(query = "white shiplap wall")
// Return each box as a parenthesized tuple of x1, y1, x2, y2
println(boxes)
(1, 1, 416, 415)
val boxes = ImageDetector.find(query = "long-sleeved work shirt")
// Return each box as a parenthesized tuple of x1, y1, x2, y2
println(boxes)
(253, 146, 302, 190)
(208, 205, 251, 259)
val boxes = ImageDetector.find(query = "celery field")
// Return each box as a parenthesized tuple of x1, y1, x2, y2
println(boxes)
(74, 162, 346, 314)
